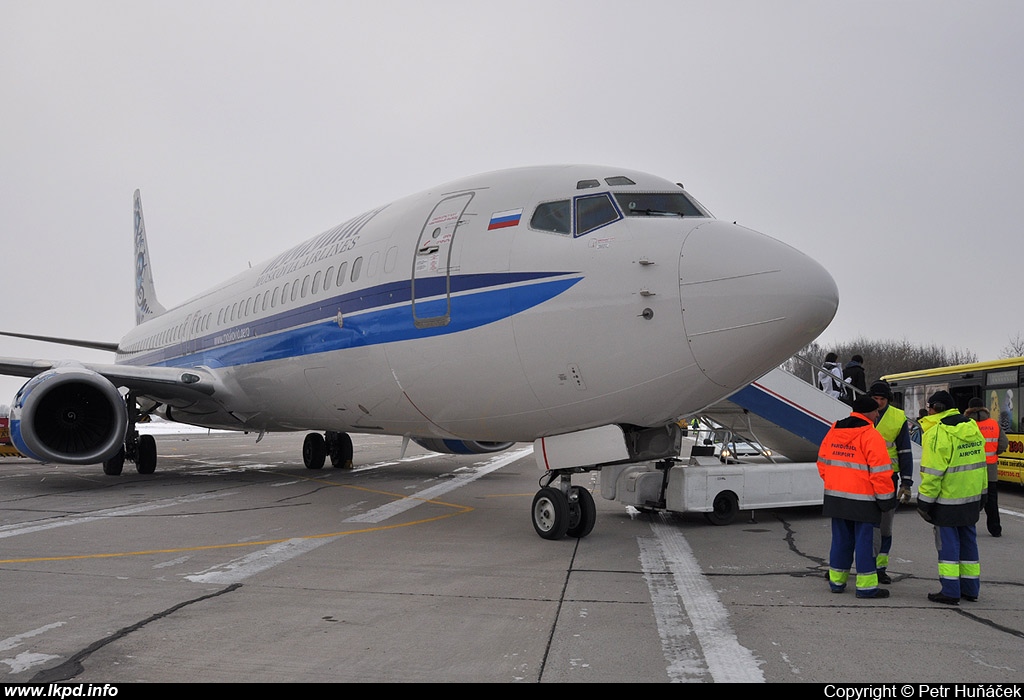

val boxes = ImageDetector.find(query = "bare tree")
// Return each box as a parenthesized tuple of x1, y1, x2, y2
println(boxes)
(785, 337, 977, 385)
(1000, 332, 1024, 359)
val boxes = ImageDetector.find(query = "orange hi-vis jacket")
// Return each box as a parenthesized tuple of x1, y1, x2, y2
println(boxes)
(817, 413, 897, 524)
(975, 417, 1001, 466)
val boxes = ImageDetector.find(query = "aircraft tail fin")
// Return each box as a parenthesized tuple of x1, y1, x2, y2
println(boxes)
(133, 190, 167, 325)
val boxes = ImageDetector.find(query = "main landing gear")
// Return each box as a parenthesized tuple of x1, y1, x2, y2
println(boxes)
(531, 471, 597, 540)
(302, 431, 354, 470)
(103, 394, 157, 476)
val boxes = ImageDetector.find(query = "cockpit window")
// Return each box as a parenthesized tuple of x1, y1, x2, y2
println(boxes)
(576, 179, 600, 190)
(531, 200, 571, 234)
(575, 193, 621, 236)
(613, 192, 707, 218)
(604, 176, 635, 186)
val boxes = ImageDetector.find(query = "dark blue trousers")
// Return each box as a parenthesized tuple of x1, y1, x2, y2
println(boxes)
(829, 519, 879, 595)
(935, 525, 980, 599)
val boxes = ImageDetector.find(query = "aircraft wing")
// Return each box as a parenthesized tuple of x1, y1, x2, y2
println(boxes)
(0, 356, 217, 401)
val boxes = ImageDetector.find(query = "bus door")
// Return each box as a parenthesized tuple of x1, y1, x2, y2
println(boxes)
(412, 192, 474, 328)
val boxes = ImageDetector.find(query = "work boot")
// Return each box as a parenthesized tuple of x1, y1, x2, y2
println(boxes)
(877, 569, 892, 585)
(927, 592, 959, 605)
(856, 588, 890, 599)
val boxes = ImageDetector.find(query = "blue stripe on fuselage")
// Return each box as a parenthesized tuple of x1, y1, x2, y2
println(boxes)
(727, 383, 831, 445)
(125, 273, 581, 371)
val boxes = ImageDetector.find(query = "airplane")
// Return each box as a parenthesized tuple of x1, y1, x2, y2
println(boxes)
(0, 165, 839, 540)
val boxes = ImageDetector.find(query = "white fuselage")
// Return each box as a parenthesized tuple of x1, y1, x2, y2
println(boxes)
(115, 165, 838, 442)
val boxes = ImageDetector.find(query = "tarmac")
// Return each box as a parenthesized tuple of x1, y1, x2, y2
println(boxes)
(0, 430, 1021, 683)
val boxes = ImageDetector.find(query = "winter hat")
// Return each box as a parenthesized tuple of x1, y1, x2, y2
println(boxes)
(868, 381, 893, 401)
(927, 391, 955, 411)
(852, 396, 880, 415)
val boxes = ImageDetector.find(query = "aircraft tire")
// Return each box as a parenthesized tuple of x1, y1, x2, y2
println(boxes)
(328, 431, 354, 469)
(566, 486, 597, 538)
(303, 433, 326, 470)
(135, 434, 157, 474)
(532, 487, 570, 540)
(103, 447, 125, 476)
(704, 490, 739, 526)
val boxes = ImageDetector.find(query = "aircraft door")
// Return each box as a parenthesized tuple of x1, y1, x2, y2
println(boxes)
(412, 192, 473, 328)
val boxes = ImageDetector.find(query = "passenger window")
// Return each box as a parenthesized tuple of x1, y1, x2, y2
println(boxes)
(575, 194, 620, 236)
(531, 200, 571, 234)
(282, 282, 290, 304)
(336, 262, 348, 288)
(351, 257, 362, 283)
(312, 271, 322, 295)
(384, 246, 398, 273)
(291, 278, 300, 302)
(324, 267, 334, 291)
(301, 275, 310, 298)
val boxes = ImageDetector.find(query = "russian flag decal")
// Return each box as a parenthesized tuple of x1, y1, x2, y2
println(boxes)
(487, 208, 523, 230)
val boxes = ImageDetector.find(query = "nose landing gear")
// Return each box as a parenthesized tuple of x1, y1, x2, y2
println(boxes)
(531, 472, 596, 540)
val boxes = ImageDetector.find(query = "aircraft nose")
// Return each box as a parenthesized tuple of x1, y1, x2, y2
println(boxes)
(679, 220, 838, 389)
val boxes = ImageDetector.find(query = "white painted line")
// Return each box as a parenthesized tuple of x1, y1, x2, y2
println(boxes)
(0, 622, 66, 652)
(637, 537, 708, 682)
(350, 453, 435, 472)
(184, 537, 333, 584)
(184, 447, 532, 584)
(644, 519, 765, 683)
(0, 622, 66, 674)
(0, 491, 237, 539)
(343, 446, 533, 523)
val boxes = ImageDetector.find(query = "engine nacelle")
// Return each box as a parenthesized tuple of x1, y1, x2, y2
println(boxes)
(10, 367, 128, 464)
(410, 437, 515, 455)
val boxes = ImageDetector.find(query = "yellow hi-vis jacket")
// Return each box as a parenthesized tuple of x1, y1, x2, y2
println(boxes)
(918, 408, 987, 527)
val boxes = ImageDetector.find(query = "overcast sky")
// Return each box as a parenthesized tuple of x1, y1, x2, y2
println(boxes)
(2, 1, 1022, 403)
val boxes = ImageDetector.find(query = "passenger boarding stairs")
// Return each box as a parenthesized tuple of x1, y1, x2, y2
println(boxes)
(697, 365, 849, 463)
(697, 360, 922, 479)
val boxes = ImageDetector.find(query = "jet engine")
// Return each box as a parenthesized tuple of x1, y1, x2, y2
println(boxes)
(410, 437, 514, 455)
(9, 366, 128, 464)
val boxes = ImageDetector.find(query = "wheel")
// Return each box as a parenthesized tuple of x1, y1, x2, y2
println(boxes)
(704, 491, 739, 525)
(566, 486, 597, 538)
(532, 487, 570, 540)
(135, 434, 157, 474)
(303, 432, 326, 469)
(103, 447, 125, 476)
(327, 431, 354, 469)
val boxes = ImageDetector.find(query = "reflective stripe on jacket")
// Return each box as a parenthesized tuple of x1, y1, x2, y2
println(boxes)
(975, 417, 1000, 465)
(919, 409, 987, 526)
(817, 413, 896, 524)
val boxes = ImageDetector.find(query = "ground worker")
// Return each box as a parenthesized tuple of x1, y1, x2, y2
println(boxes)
(917, 390, 988, 605)
(817, 395, 896, 599)
(867, 381, 913, 584)
(965, 396, 1008, 537)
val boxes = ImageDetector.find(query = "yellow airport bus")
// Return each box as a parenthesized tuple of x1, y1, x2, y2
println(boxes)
(883, 357, 1023, 485)
(0, 417, 22, 458)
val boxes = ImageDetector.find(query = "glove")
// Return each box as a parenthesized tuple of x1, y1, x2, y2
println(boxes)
(897, 487, 912, 504)
(917, 504, 933, 523)
(980, 494, 988, 511)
